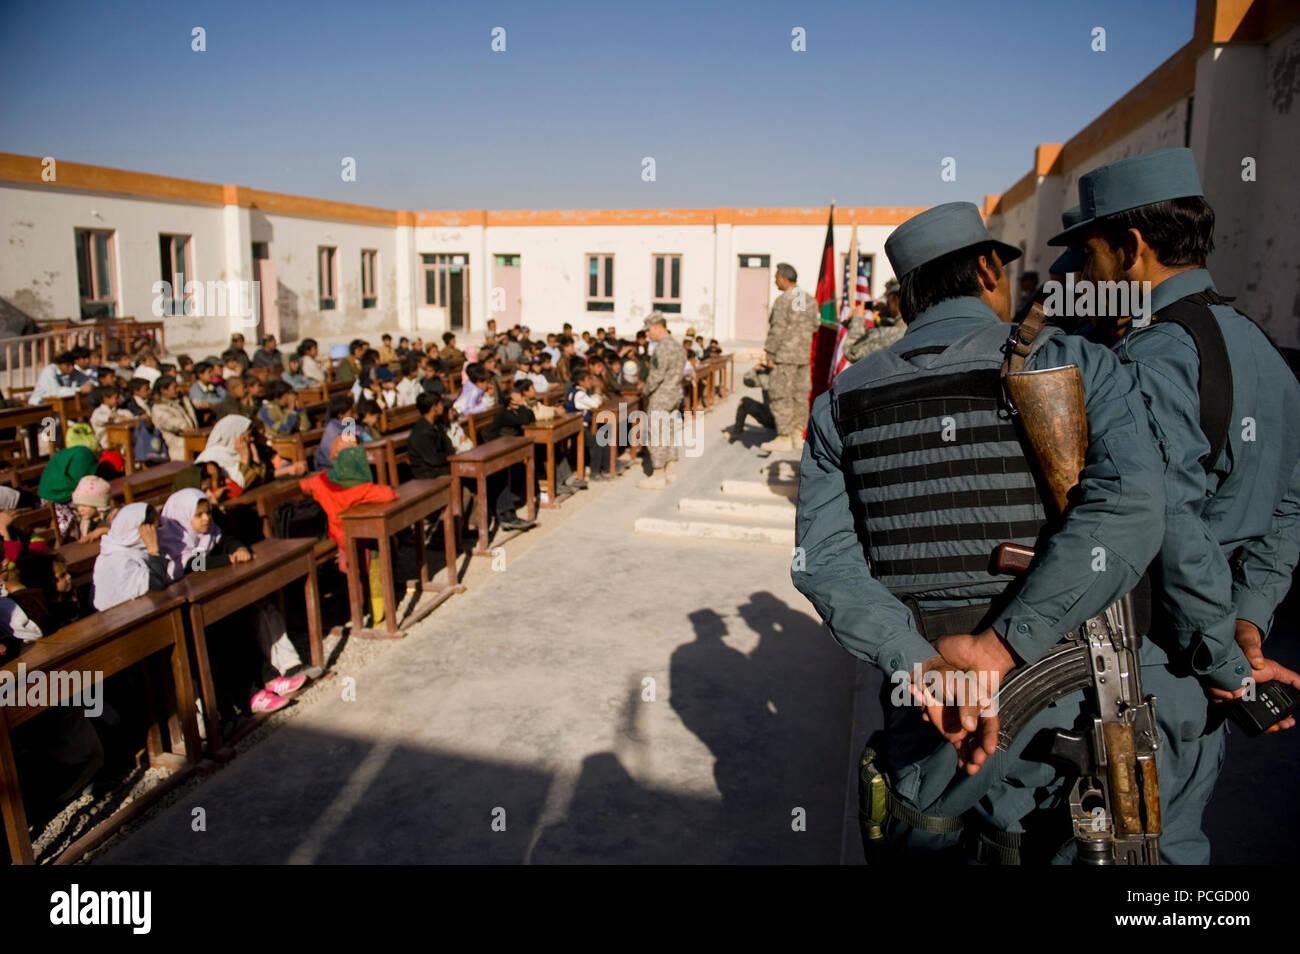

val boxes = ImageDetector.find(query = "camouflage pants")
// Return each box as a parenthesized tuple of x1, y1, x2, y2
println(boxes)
(769, 362, 810, 436)
(646, 386, 681, 469)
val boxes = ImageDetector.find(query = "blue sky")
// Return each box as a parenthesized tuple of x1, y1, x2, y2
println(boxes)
(0, 0, 1196, 210)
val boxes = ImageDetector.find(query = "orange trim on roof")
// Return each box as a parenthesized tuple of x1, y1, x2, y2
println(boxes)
(1034, 144, 1064, 177)
(0, 152, 226, 205)
(243, 188, 398, 227)
(726, 207, 925, 226)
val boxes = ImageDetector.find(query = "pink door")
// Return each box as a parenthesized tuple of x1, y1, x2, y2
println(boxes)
(493, 260, 522, 325)
(252, 245, 278, 341)
(735, 256, 771, 342)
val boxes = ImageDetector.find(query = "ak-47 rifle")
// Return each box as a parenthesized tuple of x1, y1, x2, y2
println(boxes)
(991, 304, 1162, 865)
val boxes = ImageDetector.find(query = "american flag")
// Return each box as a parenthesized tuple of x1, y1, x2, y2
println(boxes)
(840, 252, 873, 322)
(828, 232, 873, 381)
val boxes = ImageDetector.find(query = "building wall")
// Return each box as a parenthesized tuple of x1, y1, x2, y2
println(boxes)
(255, 212, 399, 349)
(0, 181, 227, 332)
(984, 0, 1300, 347)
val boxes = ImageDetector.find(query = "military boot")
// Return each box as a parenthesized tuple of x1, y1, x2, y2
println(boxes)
(637, 468, 669, 490)
(665, 460, 679, 484)
(760, 433, 794, 452)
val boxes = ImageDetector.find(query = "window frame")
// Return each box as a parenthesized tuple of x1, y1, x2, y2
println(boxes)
(586, 253, 614, 312)
(159, 233, 193, 316)
(652, 253, 682, 313)
(75, 228, 118, 319)
(319, 245, 338, 311)
(361, 248, 378, 309)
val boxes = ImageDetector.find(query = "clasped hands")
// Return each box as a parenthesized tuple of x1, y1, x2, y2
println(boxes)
(910, 628, 1016, 776)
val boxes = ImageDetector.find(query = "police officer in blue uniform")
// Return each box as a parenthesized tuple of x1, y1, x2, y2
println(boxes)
(1048, 147, 1300, 863)
(791, 201, 1179, 862)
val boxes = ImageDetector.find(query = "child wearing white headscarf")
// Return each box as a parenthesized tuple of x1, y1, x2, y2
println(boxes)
(196, 415, 262, 493)
(157, 488, 307, 713)
(91, 503, 168, 611)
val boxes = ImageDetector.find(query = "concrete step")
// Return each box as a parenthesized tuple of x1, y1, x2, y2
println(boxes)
(720, 479, 797, 500)
(677, 496, 793, 522)
(634, 516, 795, 547)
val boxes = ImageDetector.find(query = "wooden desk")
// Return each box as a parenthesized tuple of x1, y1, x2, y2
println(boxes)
(104, 418, 144, 472)
(365, 430, 410, 489)
(449, 436, 535, 555)
(222, 476, 302, 531)
(465, 406, 498, 445)
(270, 427, 324, 464)
(380, 402, 419, 435)
(110, 460, 193, 506)
(169, 537, 322, 756)
(58, 538, 99, 588)
(0, 404, 54, 464)
(340, 478, 462, 638)
(539, 385, 568, 407)
(524, 411, 584, 507)
(46, 392, 90, 428)
(180, 426, 212, 461)
(0, 591, 200, 864)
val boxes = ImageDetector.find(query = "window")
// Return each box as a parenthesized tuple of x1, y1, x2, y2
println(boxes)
(361, 249, 378, 309)
(421, 253, 471, 331)
(494, 254, 521, 267)
(652, 254, 681, 313)
(586, 254, 614, 312)
(158, 234, 192, 316)
(75, 229, 117, 319)
(318, 246, 337, 311)
(738, 254, 770, 269)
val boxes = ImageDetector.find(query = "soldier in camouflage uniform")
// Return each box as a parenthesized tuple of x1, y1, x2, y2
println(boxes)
(762, 263, 820, 453)
(845, 278, 907, 363)
(637, 312, 687, 490)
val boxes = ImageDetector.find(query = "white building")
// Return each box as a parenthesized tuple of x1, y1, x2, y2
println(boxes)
(984, 0, 1300, 349)
(2, 0, 1295, 359)
(0, 157, 916, 356)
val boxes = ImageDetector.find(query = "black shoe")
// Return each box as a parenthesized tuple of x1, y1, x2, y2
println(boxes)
(499, 515, 536, 531)
(564, 477, 589, 490)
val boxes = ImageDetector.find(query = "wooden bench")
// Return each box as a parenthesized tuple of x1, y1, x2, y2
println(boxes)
(379, 402, 419, 435)
(363, 430, 410, 489)
(300, 400, 329, 428)
(340, 477, 463, 638)
(104, 418, 144, 472)
(449, 436, 536, 556)
(168, 536, 323, 758)
(180, 426, 212, 461)
(270, 427, 324, 465)
(9, 504, 57, 543)
(464, 406, 499, 445)
(56, 538, 99, 588)
(524, 411, 585, 507)
(241, 479, 339, 568)
(247, 366, 283, 383)
(0, 591, 201, 864)
(110, 460, 194, 507)
(0, 404, 55, 464)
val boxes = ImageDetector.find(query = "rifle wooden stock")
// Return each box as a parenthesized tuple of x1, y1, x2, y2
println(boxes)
(1102, 722, 1143, 836)
(1004, 365, 1088, 516)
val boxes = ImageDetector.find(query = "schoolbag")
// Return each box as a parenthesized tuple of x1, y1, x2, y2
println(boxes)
(270, 498, 327, 540)
(134, 420, 170, 463)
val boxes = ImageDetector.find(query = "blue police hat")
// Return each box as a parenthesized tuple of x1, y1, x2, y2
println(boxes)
(885, 202, 1021, 279)
(1048, 147, 1204, 246)
(1048, 206, 1085, 274)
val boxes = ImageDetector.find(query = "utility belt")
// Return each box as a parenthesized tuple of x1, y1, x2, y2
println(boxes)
(858, 739, 1072, 865)
(902, 572, 1153, 646)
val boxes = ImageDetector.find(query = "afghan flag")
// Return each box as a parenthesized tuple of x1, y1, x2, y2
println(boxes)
(809, 206, 838, 405)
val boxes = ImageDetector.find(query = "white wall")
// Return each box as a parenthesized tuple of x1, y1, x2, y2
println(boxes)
(0, 182, 227, 335)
